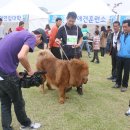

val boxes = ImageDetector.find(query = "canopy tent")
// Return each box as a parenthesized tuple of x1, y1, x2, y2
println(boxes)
(50, 0, 114, 25)
(0, 0, 48, 31)
(52, 0, 114, 16)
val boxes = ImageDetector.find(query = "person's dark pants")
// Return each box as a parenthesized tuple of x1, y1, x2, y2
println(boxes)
(0, 71, 31, 130)
(51, 47, 61, 59)
(62, 46, 81, 60)
(116, 57, 130, 87)
(100, 47, 105, 57)
(92, 50, 99, 62)
(111, 48, 117, 79)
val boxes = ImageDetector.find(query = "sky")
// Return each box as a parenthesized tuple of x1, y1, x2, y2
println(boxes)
(0, 0, 129, 14)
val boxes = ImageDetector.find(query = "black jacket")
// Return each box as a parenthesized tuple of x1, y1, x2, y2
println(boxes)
(109, 31, 121, 55)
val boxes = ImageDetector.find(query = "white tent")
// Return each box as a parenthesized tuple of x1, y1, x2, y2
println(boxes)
(53, 0, 113, 16)
(0, 0, 48, 31)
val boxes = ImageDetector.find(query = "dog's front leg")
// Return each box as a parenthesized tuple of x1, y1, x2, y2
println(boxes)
(39, 83, 45, 94)
(58, 86, 66, 104)
(46, 82, 54, 90)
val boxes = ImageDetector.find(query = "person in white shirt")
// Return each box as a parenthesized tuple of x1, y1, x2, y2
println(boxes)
(0, 18, 5, 39)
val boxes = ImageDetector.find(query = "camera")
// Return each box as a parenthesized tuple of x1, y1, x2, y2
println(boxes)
(19, 71, 47, 88)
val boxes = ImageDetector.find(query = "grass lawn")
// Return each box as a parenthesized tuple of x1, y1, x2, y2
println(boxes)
(1, 49, 130, 130)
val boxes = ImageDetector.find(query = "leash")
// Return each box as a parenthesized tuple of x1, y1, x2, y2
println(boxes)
(59, 44, 69, 60)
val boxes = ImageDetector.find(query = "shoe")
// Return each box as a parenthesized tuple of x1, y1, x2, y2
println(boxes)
(100, 56, 104, 58)
(65, 87, 72, 93)
(112, 84, 121, 88)
(112, 78, 116, 82)
(20, 123, 41, 130)
(88, 54, 91, 58)
(77, 86, 83, 95)
(107, 76, 113, 80)
(91, 60, 94, 62)
(120, 87, 127, 92)
(125, 107, 130, 116)
(95, 61, 99, 64)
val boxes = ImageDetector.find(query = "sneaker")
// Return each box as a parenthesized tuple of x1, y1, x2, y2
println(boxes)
(125, 107, 130, 116)
(107, 76, 113, 80)
(95, 61, 99, 64)
(112, 84, 121, 88)
(88, 54, 91, 58)
(112, 78, 116, 82)
(20, 123, 41, 130)
(120, 87, 127, 92)
(91, 60, 94, 62)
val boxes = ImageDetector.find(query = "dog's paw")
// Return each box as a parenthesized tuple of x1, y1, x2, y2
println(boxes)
(59, 98, 65, 104)
(66, 96, 69, 99)
(39, 89, 45, 94)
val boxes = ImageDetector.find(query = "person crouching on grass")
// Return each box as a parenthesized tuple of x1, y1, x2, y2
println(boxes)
(91, 30, 100, 63)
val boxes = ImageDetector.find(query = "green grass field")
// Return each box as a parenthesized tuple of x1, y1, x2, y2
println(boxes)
(1, 50, 130, 130)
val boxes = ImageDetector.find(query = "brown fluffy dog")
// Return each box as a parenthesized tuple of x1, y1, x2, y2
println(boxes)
(36, 49, 89, 104)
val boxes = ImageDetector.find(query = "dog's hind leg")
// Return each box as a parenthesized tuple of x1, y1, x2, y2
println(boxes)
(58, 86, 66, 104)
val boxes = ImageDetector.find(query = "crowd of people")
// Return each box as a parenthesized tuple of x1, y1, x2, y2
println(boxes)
(0, 11, 130, 130)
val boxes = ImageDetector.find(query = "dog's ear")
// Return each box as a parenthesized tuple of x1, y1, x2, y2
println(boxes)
(36, 51, 45, 70)
(39, 49, 55, 59)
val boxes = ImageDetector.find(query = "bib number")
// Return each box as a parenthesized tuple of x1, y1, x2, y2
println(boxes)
(67, 35, 77, 45)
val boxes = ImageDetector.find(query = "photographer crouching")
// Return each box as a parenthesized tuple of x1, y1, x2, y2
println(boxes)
(0, 28, 47, 130)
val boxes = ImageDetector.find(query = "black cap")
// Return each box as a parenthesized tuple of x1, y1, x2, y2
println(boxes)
(33, 28, 47, 49)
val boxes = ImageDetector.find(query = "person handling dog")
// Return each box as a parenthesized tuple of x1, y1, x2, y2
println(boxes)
(0, 28, 47, 130)
(55, 12, 83, 95)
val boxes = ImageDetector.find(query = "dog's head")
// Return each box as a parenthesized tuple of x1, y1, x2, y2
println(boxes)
(68, 59, 89, 86)
(36, 49, 55, 70)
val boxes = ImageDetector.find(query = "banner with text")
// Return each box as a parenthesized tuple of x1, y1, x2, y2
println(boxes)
(49, 15, 111, 24)
(0, 15, 29, 22)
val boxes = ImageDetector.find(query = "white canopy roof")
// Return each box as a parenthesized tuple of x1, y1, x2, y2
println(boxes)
(53, 0, 114, 15)
(0, 0, 48, 20)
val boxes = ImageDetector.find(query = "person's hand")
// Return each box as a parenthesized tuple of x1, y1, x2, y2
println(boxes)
(44, 44, 47, 49)
(72, 44, 81, 48)
(55, 38, 61, 45)
(27, 70, 35, 76)
(17, 71, 23, 79)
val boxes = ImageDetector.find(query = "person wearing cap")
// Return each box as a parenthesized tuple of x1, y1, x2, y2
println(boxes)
(55, 12, 83, 95)
(49, 17, 62, 59)
(33, 28, 47, 49)
(0, 28, 46, 130)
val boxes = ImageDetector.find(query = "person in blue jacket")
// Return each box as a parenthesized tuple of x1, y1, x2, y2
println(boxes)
(113, 19, 130, 92)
